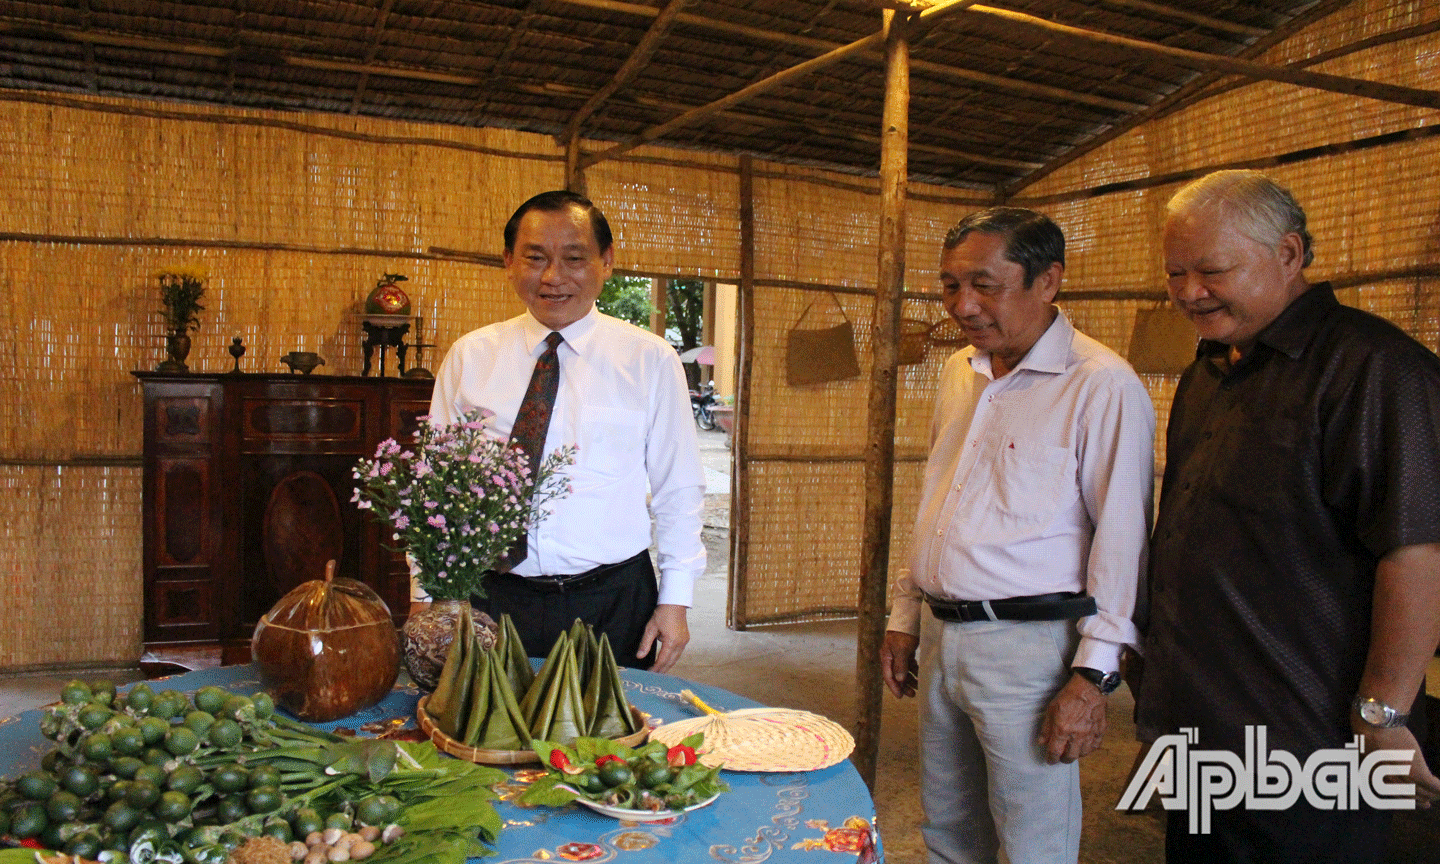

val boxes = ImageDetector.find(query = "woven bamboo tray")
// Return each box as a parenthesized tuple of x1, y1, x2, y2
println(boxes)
(416, 695, 648, 765)
(648, 691, 854, 772)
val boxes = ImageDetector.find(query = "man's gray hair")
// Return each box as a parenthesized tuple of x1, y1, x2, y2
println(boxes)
(1166, 170, 1314, 268)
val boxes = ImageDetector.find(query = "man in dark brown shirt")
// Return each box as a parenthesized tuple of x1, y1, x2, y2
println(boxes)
(1135, 170, 1440, 863)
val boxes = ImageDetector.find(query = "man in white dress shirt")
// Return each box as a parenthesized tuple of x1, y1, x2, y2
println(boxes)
(425, 190, 706, 673)
(880, 208, 1154, 863)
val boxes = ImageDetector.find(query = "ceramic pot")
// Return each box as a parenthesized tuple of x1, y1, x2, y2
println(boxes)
(402, 599, 498, 691)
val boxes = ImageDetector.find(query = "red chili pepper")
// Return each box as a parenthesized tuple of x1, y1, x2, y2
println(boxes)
(666, 744, 697, 767)
(550, 749, 578, 773)
(595, 754, 625, 767)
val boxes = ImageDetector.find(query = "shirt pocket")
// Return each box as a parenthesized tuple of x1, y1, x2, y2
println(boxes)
(967, 438, 1075, 544)
(576, 405, 646, 482)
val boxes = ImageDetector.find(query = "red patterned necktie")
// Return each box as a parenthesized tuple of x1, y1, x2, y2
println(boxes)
(501, 331, 563, 569)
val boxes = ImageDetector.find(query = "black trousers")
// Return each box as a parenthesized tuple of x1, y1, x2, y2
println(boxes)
(1166, 805, 1392, 864)
(472, 550, 659, 669)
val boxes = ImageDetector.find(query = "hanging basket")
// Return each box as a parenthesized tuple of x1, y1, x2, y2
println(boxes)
(897, 318, 932, 366)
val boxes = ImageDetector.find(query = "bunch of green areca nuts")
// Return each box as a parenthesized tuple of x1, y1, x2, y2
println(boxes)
(0, 679, 405, 864)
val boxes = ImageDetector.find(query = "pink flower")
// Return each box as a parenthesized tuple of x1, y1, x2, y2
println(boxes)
(427, 515, 446, 528)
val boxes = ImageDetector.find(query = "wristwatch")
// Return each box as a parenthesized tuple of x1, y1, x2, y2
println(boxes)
(1073, 667, 1121, 696)
(1353, 695, 1409, 729)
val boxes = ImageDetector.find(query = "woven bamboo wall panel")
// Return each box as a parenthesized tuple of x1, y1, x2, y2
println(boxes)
(0, 242, 520, 460)
(0, 465, 142, 668)
(587, 148, 741, 280)
(746, 287, 944, 459)
(739, 459, 924, 626)
(0, 97, 561, 261)
(754, 173, 878, 287)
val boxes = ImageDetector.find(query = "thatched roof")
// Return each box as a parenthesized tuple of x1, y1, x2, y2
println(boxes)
(0, 0, 1421, 192)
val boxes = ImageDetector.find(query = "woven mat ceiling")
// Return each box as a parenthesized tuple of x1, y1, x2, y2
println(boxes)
(0, 0, 1406, 191)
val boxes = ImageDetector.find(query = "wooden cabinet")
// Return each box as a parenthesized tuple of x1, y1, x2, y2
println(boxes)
(134, 372, 433, 665)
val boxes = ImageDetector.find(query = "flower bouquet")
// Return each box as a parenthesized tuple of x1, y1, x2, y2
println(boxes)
(352, 409, 576, 688)
(352, 409, 576, 602)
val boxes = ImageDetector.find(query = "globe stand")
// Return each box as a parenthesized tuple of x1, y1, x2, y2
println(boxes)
(361, 315, 411, 377)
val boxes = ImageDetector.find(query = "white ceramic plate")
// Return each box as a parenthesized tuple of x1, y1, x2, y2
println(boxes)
(560, 788, 720, 822)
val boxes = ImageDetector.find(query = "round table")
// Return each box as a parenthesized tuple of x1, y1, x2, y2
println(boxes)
(0, 665, 883, 863)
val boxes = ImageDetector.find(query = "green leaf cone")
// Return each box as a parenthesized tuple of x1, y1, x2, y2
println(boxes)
(567, 618, 595, 686)
(521, 631, 570, 735)
(587, 633, 628, 739)
(480, 646, 533, 751)
(500, 614, 535, 696)
(460, 639, 494, 746)
(544, 641, 588, 745)
(426, 607, 474, 739)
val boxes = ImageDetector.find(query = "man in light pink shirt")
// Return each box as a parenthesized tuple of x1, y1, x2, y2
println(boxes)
(880, 207, 1154, 864)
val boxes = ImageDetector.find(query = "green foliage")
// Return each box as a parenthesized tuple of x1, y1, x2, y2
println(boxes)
(597, 275, 654, 328)
(666, 279, 705, 351)
(157, 268, 207, 333)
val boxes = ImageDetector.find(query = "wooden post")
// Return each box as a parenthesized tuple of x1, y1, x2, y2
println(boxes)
(728, 155, 756, 631)
(650, 278, 668, 338)
(853, 7, 909, 792)
(565, 135, 587, 197)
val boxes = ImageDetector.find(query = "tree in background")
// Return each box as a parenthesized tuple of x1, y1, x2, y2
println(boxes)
(667, 279, 704, 352)
(597, 275, 654, 329)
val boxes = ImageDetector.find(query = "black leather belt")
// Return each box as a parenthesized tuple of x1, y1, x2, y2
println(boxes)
(924, 591, 1096, 623)
(483, 550, 648, 595)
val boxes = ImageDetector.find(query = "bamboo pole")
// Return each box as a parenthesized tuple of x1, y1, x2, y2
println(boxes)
(560, 0, 693, 147)
(650, 278, 668, 337)
(581, 0, 984, 169)
(1011, 123, 1440, 208)
(547, 0, 1144, 112)
(969, 4, 1440, 110)
(854, 7, 910, 792)
(998, 0, 1355, 198)
(728, 154, 756, 631)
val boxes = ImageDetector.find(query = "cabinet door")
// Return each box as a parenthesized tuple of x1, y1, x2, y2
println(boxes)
(144, 385, 222, 644)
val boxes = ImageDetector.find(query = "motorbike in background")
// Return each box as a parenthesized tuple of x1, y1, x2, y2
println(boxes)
(690, 381, 717, 430)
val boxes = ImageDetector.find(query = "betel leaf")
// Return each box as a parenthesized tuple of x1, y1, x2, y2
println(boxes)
(519, 630, 569, 729)
(428, 608, 475, 738)
(480, 646, 532, 751)
(517, 772, 582, 808)
(498, 613, 535, 696)
(544, 638, 588, 744)
(460, 637, 494, 746)
(587, 633, 628, 739)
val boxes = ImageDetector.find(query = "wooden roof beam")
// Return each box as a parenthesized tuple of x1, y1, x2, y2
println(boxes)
(1096, 0, 1267, 39)
(968, 4, 1440, 111)
(997, 0, 1355, 197)
(349, 0, 398, 114)
(560, 0, 693, 147)
(548, 0, 1143, 114)
(579, 0, 987, 169)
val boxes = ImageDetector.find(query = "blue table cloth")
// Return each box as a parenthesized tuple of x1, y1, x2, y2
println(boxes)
(0, 666, 883, 864)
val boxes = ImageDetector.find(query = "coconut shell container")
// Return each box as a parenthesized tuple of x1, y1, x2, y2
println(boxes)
(252, 562, 401, 722)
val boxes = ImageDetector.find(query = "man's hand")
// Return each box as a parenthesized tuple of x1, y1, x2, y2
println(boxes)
(1037, 673, 1108, 764)
(881, 630, 920, 698)
(1352, 719, 1440, 809)
(639, 604, 689, 673)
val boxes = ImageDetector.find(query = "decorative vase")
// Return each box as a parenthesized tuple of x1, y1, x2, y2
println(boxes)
(402, 599, 499, 691)
(158, 331, 191, 373)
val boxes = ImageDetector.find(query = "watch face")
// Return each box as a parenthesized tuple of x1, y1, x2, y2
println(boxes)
(1360, 700, 1389, 725)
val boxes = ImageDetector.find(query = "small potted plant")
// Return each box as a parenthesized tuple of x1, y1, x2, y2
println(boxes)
(156, 267, 207, 372)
